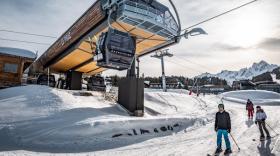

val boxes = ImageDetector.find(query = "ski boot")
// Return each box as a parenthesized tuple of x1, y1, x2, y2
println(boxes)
(224, 149, 232, 155)
(267, 135, 271, 140)
(215, 148, 223, 155)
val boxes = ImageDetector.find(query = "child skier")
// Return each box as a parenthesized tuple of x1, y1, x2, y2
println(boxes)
(214, 104, 232, 155)
(246, 99, 254, 119)
(255, 106, 271, 141)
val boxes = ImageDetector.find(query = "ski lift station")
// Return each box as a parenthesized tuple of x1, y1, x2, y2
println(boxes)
(29, 0, 182, 116)
(30, 0, 180, 75)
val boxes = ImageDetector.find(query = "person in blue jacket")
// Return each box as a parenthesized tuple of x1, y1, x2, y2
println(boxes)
(215, 104, 232, 155)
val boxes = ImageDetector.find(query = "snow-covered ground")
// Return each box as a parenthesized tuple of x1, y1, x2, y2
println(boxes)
(0, 85, 280, 155)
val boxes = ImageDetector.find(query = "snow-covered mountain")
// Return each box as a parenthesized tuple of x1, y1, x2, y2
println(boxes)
(197, 60, 279, 85)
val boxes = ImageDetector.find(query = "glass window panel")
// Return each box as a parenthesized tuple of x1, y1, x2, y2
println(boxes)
(4, 63, 18, 73)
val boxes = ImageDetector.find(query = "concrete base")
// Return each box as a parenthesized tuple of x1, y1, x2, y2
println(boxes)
(118, 77, 144, 116)
(134, 110, 144, 117)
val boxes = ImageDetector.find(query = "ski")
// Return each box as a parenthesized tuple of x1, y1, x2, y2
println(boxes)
(252, 135, 278, 142)
(206, 153, 220, 156)
(207, 151, 234, 156)
(223, 151, 233, 156)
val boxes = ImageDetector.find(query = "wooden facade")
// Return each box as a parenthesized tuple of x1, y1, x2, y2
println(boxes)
(0, 50, 36, 88)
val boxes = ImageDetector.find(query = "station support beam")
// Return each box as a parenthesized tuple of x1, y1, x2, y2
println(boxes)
(66, 71, 82, 90)
(118, 45, 144, 116)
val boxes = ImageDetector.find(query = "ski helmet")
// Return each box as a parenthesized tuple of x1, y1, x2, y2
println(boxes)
(256, 106, 261, 109)
(218, 104, 224, 109)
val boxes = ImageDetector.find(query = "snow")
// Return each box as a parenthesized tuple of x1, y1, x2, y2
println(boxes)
(197, 60, 279, 85)
(145, 89, 214, 116)
(0, 85, 280, 155)
(221, 90, 280, 105)
(271, 74, 280, 84)
(0, 47, 36, 59)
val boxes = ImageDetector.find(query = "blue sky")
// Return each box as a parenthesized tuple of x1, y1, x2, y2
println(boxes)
(0, 0, 279, 77)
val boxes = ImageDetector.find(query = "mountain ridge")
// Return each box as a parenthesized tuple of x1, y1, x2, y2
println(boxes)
(196, 60, 279, 85)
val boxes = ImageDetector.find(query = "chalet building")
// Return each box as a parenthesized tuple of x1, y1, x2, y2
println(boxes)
(189, 84, 229, 95)
(200, 85, 227, 94)
(232, 80, 256, 90)
(144, 81, 184, 89)
(257, 84, 280, 93)
(255, 81, 280, 93)
(0, 47, 36, 88)
(232, 80, 280, 93)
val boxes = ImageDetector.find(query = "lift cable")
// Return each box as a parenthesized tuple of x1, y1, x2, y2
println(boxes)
(0, 0, 258, 46)
(0, 37, 51, 45)
(165, 59, 204, 74)
(181, 0, 258, 32)
(134, 0, 259, 41)
(0, 29, 57, 39)
(172, 56, 216, 72)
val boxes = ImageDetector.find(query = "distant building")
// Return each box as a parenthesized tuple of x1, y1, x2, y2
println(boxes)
(145, 82, 184, 89)
(255, 81, 280, 93)
(0, 47, 36, 88)
(254, 81, 276, 86)
(191, 85, 228, 95)
(232, 80, 256, 90)
(232, 80, 280, 93)
(200, 85, 226, 94)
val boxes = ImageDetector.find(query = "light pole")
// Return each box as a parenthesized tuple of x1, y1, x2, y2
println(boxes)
(47, 68, 50, 87)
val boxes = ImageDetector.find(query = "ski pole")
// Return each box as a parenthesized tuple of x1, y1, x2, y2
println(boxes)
(265, 122, 279, 135)
(229, 133, 241, 151)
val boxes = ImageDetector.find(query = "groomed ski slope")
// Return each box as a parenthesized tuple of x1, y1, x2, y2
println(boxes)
(0, 85, 279, 155)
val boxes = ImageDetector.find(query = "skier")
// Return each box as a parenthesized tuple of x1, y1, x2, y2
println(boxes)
(255, 106, 271, 141)
(246, 99, 254, 119)
(214, 104, 232, 155)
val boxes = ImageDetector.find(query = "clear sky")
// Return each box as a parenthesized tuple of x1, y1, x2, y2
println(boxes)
(0, 0, 279, 77)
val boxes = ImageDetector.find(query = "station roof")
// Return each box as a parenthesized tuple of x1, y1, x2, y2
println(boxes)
(0, 47, 36, 59)
(32, 0, 179, 75)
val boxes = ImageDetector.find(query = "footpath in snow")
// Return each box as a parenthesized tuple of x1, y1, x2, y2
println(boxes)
(0, 85, 280, 155)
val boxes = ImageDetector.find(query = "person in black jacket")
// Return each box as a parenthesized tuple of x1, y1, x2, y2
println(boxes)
(214, 103, 232, 155)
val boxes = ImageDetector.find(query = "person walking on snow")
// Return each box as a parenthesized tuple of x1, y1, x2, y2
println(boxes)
(255, 106, 271, 140)
(246, 99, 254, 119)
(215, 104, 232, 155)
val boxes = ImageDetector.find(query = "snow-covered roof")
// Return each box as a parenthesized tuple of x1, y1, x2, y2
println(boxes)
(0, 47, 36, 59)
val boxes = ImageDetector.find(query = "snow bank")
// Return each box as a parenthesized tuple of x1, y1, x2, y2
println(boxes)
(145, 89, 211, 116)
(221, 90, 280, 105)
(0, 85, 215, 153)
(1, 116, 208, 153)
(0, 85, 66, 123)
